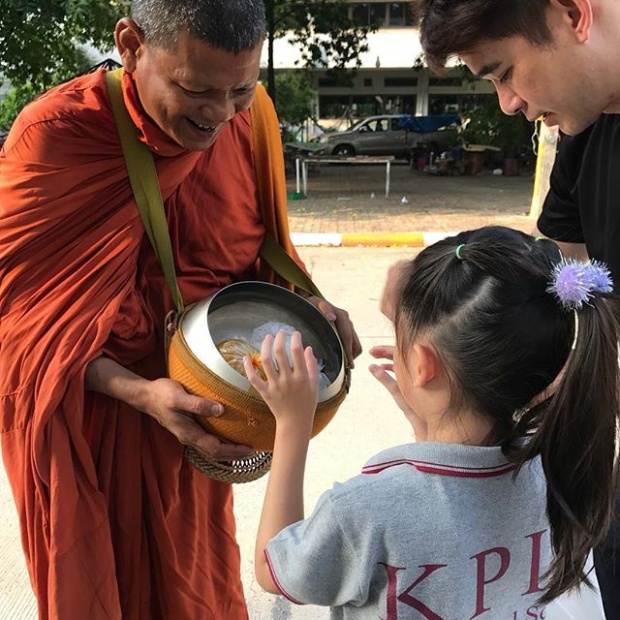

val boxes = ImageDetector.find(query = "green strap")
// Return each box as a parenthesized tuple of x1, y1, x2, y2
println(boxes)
(105, 69, 322, 307)
(105, 69, 185, 314)
(259, 235, 323, 299)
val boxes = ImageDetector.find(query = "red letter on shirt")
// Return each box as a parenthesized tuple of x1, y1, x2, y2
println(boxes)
(470, 547, 510, 618)
(523, 530, 547, 595)
(379, 562, 447, 620)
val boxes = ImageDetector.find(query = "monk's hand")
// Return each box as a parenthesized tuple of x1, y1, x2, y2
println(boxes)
(380, 259, 412, 323)
(368, 345, 414, 417)
(303, 295, 362, 366)
(143, 378, 253, 461)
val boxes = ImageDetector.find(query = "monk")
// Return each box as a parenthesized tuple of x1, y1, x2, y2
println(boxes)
(0, 1, 361, 618)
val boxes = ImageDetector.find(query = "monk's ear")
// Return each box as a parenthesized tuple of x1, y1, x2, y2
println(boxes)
(115, 18, 146, 73)
(550, 0, 593, 43)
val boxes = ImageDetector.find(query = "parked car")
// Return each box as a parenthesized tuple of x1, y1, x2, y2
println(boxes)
(317, 114, 460, 160)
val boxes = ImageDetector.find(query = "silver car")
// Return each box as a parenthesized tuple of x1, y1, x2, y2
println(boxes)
(317, 114, 459, 159)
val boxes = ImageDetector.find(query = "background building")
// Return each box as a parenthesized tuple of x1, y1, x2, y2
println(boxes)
(261, 0, 496, 129)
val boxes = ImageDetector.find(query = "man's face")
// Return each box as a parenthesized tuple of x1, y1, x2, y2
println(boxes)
(128, 29, 262, 151)
(460, 33, 606, 136)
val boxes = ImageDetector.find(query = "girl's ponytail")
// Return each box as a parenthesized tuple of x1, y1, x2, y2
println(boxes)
(519, 284, 620, 602)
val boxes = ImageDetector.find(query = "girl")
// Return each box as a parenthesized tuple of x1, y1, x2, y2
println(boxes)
(245, 226, 620, 619)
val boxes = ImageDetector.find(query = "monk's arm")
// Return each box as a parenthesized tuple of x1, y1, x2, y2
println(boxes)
(84, 357, 252, 459)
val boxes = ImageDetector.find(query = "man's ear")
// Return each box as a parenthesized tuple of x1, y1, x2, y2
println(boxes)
(410, 343, 440, 388)
(114, 18, 146, 73)
(550, 0, 593, 43)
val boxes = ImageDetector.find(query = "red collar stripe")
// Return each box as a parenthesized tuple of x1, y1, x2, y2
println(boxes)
(362, 458, 517, 478)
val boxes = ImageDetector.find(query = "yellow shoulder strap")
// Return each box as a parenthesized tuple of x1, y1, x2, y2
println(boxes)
(105, 68, 184, 313)
(250, 85, 324, 299)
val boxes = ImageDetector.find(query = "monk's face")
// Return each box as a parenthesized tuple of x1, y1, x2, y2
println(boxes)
(117, 22, 263, 151)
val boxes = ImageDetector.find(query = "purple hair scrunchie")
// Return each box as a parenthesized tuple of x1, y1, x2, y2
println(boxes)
(547, 259, 613, 310)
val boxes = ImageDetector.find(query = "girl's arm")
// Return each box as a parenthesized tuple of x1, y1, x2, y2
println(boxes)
(254, 415, 312, 592)
(244, 330, 319, 593)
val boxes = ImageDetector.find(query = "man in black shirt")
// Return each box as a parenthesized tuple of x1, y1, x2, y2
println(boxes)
(412, 1, 620, 616)
(537, 114, 620, 618)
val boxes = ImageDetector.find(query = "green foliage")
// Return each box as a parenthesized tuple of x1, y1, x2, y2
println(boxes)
(264, 0, 373, 100)
(0, 83, 39, 129)
(460, 99, 533, 157)
(275, 71, 316, 125)
(274, 71, 316, 141)
(0, 42, 100, 128)
(0, 0, 125, 110)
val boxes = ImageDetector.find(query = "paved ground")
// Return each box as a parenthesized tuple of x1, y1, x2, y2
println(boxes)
(285, 162, 537, 236)
(0, 169, 550, 620)
(1, 247, 605, 620)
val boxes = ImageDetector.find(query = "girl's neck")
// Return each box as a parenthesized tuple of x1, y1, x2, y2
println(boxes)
(412, 409, 495, 446)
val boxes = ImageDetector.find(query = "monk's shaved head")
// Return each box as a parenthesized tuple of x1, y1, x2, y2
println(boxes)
(130, 0, 266, 52)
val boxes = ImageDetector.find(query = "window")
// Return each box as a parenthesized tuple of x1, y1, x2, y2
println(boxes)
(364, 118, 391, 132)
(428, 93, 495, 115)
(384, 76, 418, 88)
(318, 76, 354, 88)
(429, 77, 464, 87)
(364, 78, 373, 87)
(318, 95, 417, 120)
(351, 3, 417, 27)
(350, 3, 386, 27)
(388, 3, 417, 26)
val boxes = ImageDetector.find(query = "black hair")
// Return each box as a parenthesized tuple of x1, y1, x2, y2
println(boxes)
(416, 0, 553, 70)
(130, 0, 266, 53)
(395, 226, 620, 603)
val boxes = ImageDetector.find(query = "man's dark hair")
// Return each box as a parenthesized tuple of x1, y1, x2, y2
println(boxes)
(417, 0, 553, 70)
(131, 0, 266, 52)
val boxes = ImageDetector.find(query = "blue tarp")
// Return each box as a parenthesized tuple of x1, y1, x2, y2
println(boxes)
(398, 114, 460, 132)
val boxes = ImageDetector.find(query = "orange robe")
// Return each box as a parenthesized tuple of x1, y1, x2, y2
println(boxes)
(0, 69, 299, 619)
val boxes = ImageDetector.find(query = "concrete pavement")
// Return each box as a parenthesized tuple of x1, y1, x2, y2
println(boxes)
(0, 245, 606, 620)
(0, 170, 538, 619)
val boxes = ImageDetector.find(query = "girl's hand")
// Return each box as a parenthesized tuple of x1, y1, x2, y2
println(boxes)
(244, 330, 319, 430)
(369, 344, 415, 417)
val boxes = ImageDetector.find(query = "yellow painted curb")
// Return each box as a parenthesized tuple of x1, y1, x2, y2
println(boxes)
(340, 233, 425, 247)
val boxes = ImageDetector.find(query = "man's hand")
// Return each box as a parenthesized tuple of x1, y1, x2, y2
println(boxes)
(379, 259, 412, 323)
(304, 295, 362, 366)
(368, 344, 415, 418)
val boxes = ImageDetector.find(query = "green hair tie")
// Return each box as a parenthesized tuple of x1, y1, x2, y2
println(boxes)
(455, 244, 465, 260)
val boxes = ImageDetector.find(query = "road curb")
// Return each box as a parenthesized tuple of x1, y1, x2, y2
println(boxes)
(290, 231, 458, 247)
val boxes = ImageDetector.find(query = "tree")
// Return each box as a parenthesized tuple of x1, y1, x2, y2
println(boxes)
(274, 71, 316, 141)
(0, 0, 125, 126)
(264, 0, 373, 104)
(460, 99, 533, 158)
